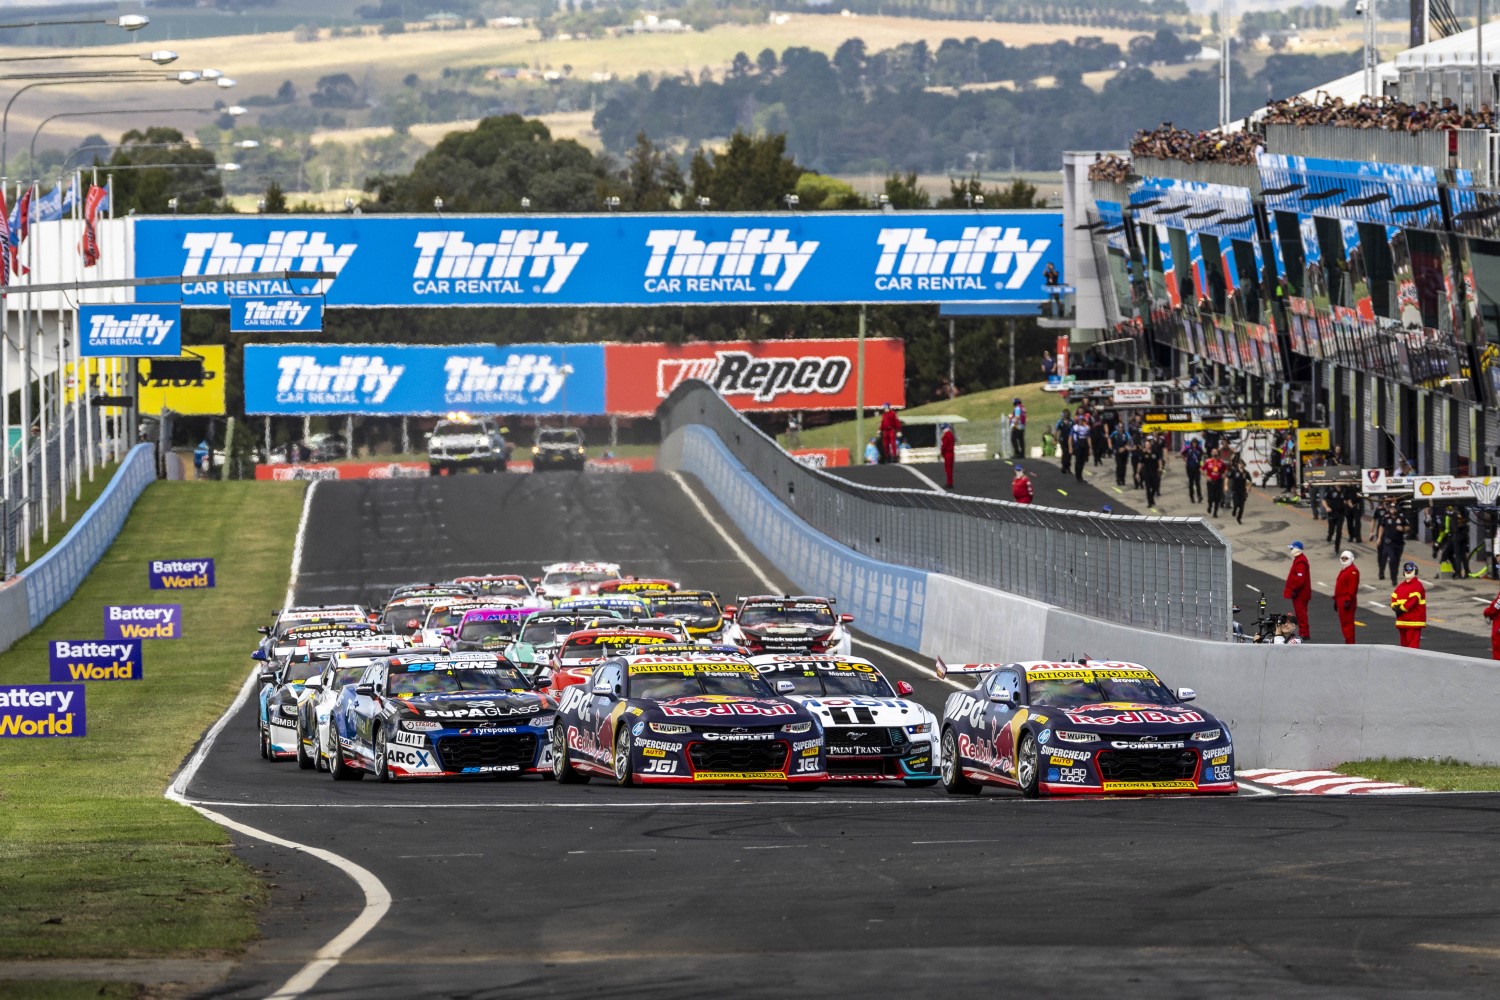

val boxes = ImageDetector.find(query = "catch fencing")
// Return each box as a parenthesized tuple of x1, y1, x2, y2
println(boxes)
(657, 381, 1233, 640)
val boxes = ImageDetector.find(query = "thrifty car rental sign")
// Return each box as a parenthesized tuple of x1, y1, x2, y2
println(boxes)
(131, 213, 1062, 307)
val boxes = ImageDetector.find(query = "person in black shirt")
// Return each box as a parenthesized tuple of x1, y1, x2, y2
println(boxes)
(1342, 486, 1364, 544)
(1227, 457, 1250, 524)
(1140, 436, 1163, 507)
(1374, 502, 1408, 581)
(1323, 489, 1345, 549)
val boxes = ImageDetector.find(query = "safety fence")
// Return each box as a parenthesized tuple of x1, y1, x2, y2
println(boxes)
(658, 380, 1233, 640)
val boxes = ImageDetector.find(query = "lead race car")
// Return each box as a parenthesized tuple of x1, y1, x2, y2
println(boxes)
(723, 595, 854, 656)
(327, 652, 555, 780)
(750, 654, 939, 786)
(551, 645, 827, 786)
(936, 659, 1236, 797)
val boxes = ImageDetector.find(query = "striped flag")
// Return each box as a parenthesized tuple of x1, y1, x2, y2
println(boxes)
(81, 185, 106, 267)
(0, 186, 11, 287)
(11, 186, 31, 276)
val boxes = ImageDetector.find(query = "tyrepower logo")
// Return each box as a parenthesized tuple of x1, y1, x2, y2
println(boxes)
(181, 231, 356, 295)
(412, 230, 586, 295)
(643, 229, 817, 294)
(657, 351, 849, 403)
(874, 226, 1050, 292)
(275, 355, 404, 406)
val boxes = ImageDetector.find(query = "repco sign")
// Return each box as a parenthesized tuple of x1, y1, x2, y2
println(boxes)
(604, 339, 905, 414)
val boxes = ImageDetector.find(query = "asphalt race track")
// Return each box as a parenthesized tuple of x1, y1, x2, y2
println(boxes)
(184, 471, 1500, 999)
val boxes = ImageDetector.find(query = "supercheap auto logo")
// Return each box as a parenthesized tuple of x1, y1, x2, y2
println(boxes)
(874, 226, 1050, 292)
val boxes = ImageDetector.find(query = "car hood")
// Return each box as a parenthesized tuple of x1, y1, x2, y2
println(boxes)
(791, 695, 930, 725)
(394, 690, 548, 720)
(643, 694, 808, 723)
(1039, 702, 1218, 736)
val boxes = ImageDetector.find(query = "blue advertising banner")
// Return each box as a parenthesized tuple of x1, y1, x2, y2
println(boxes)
(79, 303, 182, 357)
(0, 684, 86, 737)
(103, 604, 181, 640)
(243, 343, 606, 415)
(48, 640, 143, 682)
(230, 296, 324, 333)
(132, 213, 1063, 308)
(148, 558, 215, 589)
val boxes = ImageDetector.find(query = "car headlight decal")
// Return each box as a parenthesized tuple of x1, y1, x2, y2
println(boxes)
(904, 722, 931, 735)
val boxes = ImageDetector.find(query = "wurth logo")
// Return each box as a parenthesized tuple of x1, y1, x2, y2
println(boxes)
(275, 355, 404, 406)
(874, 227, 1050, 291)
(181, 231, 355, 294)
(657, 351, 849, 403)
(643, 229, 817, 294)
(443, 354, 568, 405)
(87, 313, 176, 348)
(412, 231, 586, 294)
(242, 300, 312, 327)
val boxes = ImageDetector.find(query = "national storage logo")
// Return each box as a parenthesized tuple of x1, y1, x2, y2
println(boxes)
(643, 228, 818, 294)
(0, 684, 86, 737)
(412, 230, 586, 295)
(874, 226, 1051, 292)
(181, 231, 356, 296)
(275, 354, 404, 407)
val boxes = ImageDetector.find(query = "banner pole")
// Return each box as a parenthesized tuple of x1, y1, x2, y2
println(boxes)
(855, 304, 866, 463)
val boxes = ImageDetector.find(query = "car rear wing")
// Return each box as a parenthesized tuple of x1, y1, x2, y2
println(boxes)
(934, 657, 1005, 680)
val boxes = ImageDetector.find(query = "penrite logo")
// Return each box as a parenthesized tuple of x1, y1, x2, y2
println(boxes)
(181, 231, 356, 293)
(443, 354, 568, 405)
(275, 355, 404, 406)
(88, 312, 176, 347)
(412, 230, 587, 294)
(643, 229, 818, 293)
(874, 226, 1050, 291)
(656, 351, 849, 402)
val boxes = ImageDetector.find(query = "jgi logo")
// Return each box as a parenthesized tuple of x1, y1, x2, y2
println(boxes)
(643, 229, 818, 294)
(874, 227, 1051, 291)
(412, 230, 587, 295)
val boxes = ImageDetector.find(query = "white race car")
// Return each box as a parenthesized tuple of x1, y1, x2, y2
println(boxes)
(298, 641, 437, 771)
(534, 561, 623, 602)
(724, 595, 854, 657)
(749, 654, 939, 786)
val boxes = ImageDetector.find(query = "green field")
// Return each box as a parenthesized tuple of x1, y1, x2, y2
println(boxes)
(1336, 758, 1500, 792)
(0, 481, 305, 983)
(780, 382, 1067, 462)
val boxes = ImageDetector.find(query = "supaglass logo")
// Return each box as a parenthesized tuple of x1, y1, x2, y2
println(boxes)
(643, 229, 818, 294)
(275, 355, 405, 406)
(443, 354, 569, 405)
(874, 226, 1051, 291)
(412, 230, 587, 295)
(87, 312, 176, 347)
(181, 231, 356, 294)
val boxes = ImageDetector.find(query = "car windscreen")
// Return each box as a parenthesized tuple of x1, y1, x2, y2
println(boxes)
(519, 617, 588, 646)
(471, 580, 529, 596)
(424, 606, 477, 630)
(629, 667, 773, 700)
(459, 619, 520, 641)
(275, 615, 358, 638)
(737, 604, 833, 627)
(648, 596, 721, 624)
(387, 666, 529, 696)
(561, 635, 669, 660)
(327, 666, 367, 689)
(537, 430, 582, 445)
(383, 606, 432, 631)
(280, 659, 323, 685)
(816, 668, 895, 697)
(431, 423, 484, 439)
(545, 570, 615, 586)
(1026, 669, 1176, 709)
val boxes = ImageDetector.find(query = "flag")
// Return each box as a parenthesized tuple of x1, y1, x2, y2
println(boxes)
(33, 183, 63, 223)
(11, 186, 30, 276)
(0, 186, 11, 288)
(61, 179, 77, 216)
(81, 185, 105, 268)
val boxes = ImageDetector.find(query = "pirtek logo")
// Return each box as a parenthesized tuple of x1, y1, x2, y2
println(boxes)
(275, 356, 404, 405)
(656, 352, 850, 402)
(413, 231, 586, 293)
(875, 227, 1050, 288)
(181, 231, 355, 292)
(242, 300, 313, 327)
(645, 229, 817, 292)
(88, 313, 175, 347)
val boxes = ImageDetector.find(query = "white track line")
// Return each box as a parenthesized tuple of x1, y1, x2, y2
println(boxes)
(898, 464, 947, 492)
(668, 472, 961, 690)
(164, 478, 391, 1000)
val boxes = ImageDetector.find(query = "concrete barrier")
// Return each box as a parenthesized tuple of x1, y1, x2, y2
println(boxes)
(665, 424, 1500, 770)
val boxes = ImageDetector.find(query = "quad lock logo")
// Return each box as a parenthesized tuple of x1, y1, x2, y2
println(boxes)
(874, 227, 1050, 291)
(412, 230, 587, 295)
(180, 231, 356, 295)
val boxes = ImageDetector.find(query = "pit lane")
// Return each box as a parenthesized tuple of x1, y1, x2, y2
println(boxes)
(186, 471, 1500, 999)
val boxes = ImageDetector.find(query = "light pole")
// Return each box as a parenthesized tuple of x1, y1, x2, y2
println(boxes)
(0, 50, 176, 67)
(604, 195, 620, 211)
(0, 14, 149, 31)
(783, 193, 799, 210)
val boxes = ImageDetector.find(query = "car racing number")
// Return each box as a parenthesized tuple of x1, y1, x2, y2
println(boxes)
(826, 705, 877, 725)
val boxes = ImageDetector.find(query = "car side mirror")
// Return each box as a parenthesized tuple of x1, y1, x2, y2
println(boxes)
(532, 669, 552, 687)
(988, 689, 1014, 704)
(257, 671, 276, 685)
(839, 613, 855, 624)
(303, 677, 324, 690)
(440, 627, 456, 637)
(1176, 687, 1197, 702)
(257, 626, 271, 635)
(723, 605, 737, 619)
(776, 679, 796, 693)
(896, 681, 915, 697)
(251, 649, 268, 661)
(355, 683, 376, 697)
(592, 680, 615, 698)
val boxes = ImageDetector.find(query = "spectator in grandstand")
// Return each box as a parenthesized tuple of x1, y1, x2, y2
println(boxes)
(1087, 153, 1133, 183)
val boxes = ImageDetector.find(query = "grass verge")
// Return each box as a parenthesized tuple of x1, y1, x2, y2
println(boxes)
(0, 480, 305, 963)
(0, 983, 137, 1000)
(15, 460, 121, 573)
(1336, 758, 1500, 791)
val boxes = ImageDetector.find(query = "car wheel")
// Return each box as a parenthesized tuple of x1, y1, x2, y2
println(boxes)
(374, 729, 391, 782)
(329, 729, 363, 782)
(260, 727, 270, 761)
(1017, 732, 1041, 799)
(553, 722, 590, 784)
(940, 727, 981, 796)
(612, 727, 634, 787)
(296, 723, 314, 770)
(428, 465, 440, 476)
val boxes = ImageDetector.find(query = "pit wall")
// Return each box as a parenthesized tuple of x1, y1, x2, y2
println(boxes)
(0, 444, 156, 651)
(665, 425, 1500, 769)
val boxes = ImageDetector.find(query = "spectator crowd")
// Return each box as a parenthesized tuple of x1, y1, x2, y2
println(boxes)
(1087, 153, 1133, 183)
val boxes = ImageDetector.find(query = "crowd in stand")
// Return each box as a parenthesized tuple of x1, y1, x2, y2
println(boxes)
(1128, 123, 1264, 166)
(1087, 153, 1133, 183)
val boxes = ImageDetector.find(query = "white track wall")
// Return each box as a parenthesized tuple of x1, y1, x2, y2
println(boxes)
(666, 425, 1500, 769)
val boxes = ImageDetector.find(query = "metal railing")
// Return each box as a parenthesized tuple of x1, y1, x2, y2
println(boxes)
(658, 382, 1234, 640)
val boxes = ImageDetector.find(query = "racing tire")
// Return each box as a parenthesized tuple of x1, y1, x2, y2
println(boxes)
(374, 729, 391, 782)
(428, 465, 441, 477)
(296, 724, 314, 771)
(1016, 731, 1041, 799)
(612, 727, 635, 787)
(328, 732, 364, 782)
(260, 728, 270, 761)
(552, 722, 591, 784)
(940, 727, 981, 796)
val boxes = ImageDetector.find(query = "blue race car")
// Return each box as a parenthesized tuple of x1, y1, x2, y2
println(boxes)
(327, 652, 555, 781)
(936, 659, 1236, 798)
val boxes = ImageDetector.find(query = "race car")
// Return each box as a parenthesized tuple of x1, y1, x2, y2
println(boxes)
(450, 574, 535, 601)
(935, 658, 1236, 797)
(298, 642, 437, 770)
(531, 426, 588, 471)
(327, 652, 555, 781)
(381, 584, 474, 609)
(253, 621, 384, 711)
(643, 590, 726, 640)
(381, 594, 471, 635)
(259, 643, 348, 760)
(551, 645, 827, 786)
(254, 607, 371, 660)
(542, 625, 686, 695)
(534, 562, 622, 602)
(554, 594, 651, 619)
(505, 609, 626, 674)
(750, 654, 939, 786)
(415, 599, 524, 645)
(448, 606, 549, 653)
(595, 577, 680, 596)
(723, 595, 854, 656)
